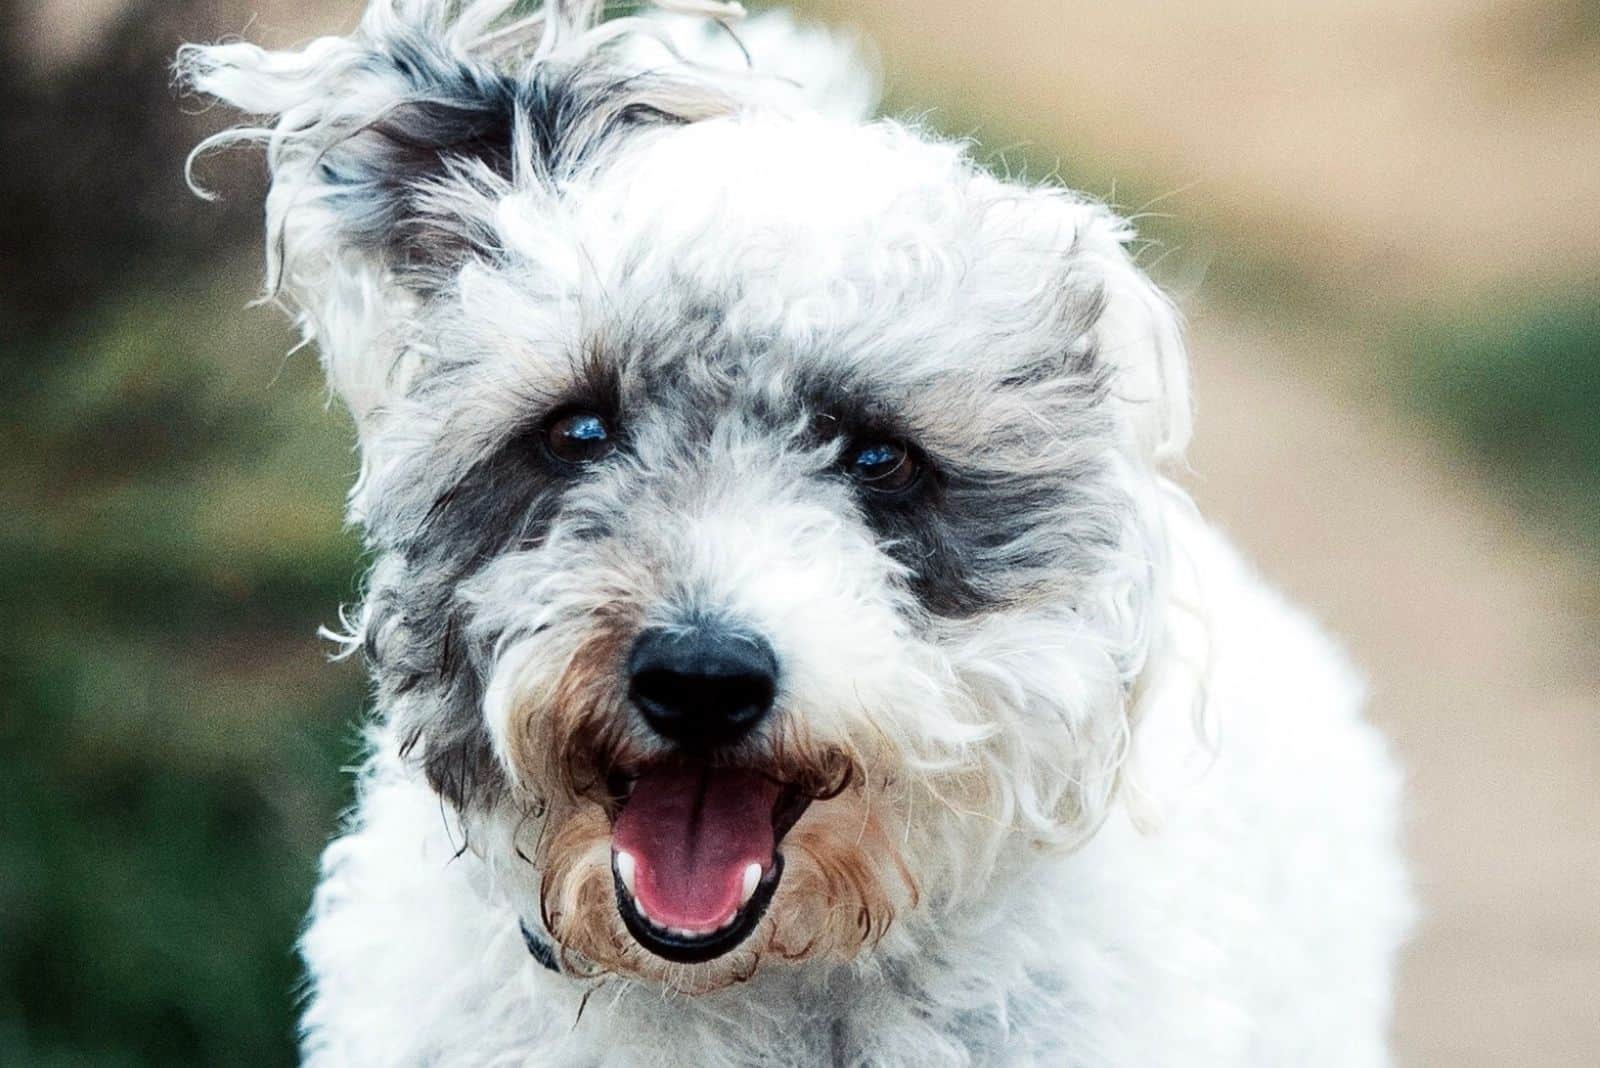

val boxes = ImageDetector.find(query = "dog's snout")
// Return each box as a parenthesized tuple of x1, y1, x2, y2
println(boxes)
(627, 625, 778, 750)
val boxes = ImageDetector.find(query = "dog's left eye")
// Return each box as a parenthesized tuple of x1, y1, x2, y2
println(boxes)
(845, 440, 921, 493)
(543, 410, 616, 465)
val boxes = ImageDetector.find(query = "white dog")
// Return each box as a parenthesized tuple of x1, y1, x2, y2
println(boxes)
(181, 2, 1411, 1064)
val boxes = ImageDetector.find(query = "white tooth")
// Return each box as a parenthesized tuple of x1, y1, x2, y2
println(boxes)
(740, 862, 763, 906)
(614, 851, 637, 896)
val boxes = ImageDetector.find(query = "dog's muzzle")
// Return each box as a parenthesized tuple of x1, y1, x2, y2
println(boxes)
(603, 622, 810, 963)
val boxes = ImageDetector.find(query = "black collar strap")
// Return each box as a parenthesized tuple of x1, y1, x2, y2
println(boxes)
(519, 919, 562, 974)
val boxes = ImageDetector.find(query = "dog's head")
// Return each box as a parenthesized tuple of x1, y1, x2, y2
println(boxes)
(182, 0, 1189, 992)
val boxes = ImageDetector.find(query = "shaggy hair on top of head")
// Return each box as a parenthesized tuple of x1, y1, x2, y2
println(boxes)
(178, 3, 1409, 1065)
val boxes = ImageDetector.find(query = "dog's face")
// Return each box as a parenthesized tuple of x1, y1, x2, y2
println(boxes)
(184, 2, 1188, 992)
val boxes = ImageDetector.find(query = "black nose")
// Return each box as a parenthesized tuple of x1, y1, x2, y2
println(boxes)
(627, 625, 778, 750)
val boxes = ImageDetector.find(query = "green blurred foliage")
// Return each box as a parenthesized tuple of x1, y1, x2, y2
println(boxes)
(1402, 293, 1600, 544)
(1, 266, 366, 1064)
(1, 1, 369, 1060)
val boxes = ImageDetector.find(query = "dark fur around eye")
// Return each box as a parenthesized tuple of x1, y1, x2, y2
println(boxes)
(788, 372, 1116, 619)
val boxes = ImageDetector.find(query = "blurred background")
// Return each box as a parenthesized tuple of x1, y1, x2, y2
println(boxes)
(2, 0, 1595, 1064)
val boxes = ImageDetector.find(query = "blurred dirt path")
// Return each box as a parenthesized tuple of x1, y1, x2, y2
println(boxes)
(1187, 309, 1600, 1067)
(788, 1, 1600, 1063)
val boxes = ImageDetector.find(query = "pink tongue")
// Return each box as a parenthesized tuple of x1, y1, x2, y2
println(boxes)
(613, 766, 780, 931)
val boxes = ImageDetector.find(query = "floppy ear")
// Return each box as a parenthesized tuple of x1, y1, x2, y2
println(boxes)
(1077, 207, 1193, 466)
(178, 0, 735, 426)
(181, 7, 509, 425)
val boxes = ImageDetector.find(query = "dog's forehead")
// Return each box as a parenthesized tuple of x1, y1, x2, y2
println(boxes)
(476, 114, 1099, 385)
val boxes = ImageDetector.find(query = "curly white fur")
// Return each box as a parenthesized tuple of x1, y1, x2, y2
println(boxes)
(180, 3, 1411, 1065)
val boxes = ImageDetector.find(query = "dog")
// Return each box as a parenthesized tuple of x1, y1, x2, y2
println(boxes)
(180, 2, 1412, 1064)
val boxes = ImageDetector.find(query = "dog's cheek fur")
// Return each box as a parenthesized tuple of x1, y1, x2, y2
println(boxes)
(499, 614, 638, 803)
(765, 796, 912, 963)
(357, 555, 503, 814)
(357, 453, 568, 812)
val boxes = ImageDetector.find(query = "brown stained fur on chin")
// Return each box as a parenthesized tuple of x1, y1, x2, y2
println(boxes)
(537, 804, 622, 979)
(766, 796, 913, 962)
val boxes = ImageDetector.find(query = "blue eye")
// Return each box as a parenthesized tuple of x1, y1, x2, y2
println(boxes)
(847, 439, 920, 493)
(544, 410, 615, 464)
(567, 415, 608, 441)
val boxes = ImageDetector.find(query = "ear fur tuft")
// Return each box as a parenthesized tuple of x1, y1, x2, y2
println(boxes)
(176, 1, 769, 423)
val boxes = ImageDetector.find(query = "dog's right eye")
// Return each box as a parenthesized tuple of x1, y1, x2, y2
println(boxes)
(543, 410, 616, 465)
(844, 439, 922, 494)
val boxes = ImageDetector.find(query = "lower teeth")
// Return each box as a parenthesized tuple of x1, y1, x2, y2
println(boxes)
(740, 862, 763, 906)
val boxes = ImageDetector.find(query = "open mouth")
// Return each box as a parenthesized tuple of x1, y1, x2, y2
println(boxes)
(609, 764, 812, 964)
